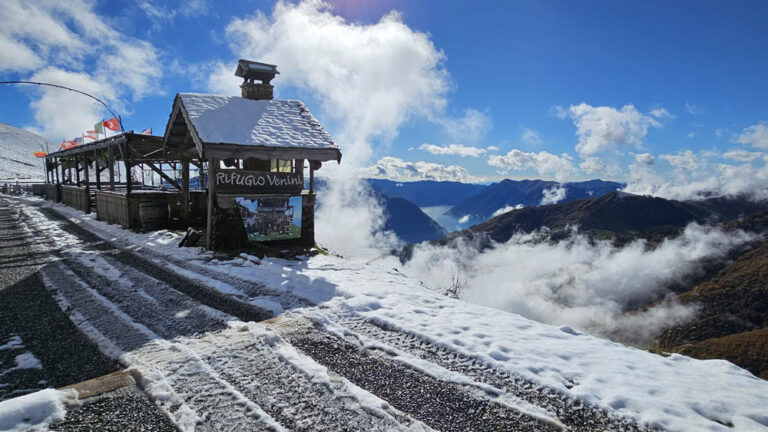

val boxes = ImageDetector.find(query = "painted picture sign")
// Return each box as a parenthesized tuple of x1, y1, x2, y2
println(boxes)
(216, 170, 303, 194)
(235, 196, 302, 242)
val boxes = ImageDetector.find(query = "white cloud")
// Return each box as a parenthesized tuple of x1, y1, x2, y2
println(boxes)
(29, 68, 117, 142)
(650, 107, 674, 119)
(0, 0, 163, 139)
(487, 149, 574, 180)
(634, 153, 655, 165)
(216, 0, 452, 165)
(735, 122, 768, 149)
(540, 185, 566, 205)
(381, 224, 754, 347)
(659, 150, 700, 171)
(684, 102, 703, 115)
(723, 149, 763, 162)
(486, 145, 500, 152)
(139, 0, 210, 25)
(521, 127, 542, 146)
(625, 152, 768, 201)
(438, 108, 492, 143)
(565, 103, 662, 156)
(0, 33, 41, 71)
(418, 143, 486, 157)
(364, 156, 479, 183)
(550, 105, 568, 119)
(579, 156, 620, 177)
(491, 204, 524, 217)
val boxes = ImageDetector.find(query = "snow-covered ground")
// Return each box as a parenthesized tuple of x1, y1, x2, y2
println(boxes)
(5, 195, 768, 431)
(0, 388, 76, 432)
(0, 123, 50, 181)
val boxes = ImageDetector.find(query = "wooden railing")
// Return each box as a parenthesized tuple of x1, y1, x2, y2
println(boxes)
(95, 190, 137, 228)
(61, 185, 89, 213)
(45, 183, 60, 202)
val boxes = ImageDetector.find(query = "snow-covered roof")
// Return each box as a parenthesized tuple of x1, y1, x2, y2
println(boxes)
(169, 93, 341, 162)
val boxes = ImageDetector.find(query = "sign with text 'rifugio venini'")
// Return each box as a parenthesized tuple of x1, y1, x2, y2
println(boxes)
(215, 170, 303, 194)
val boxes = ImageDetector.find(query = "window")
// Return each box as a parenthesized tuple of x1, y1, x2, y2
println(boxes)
(270, 159, 293, 173)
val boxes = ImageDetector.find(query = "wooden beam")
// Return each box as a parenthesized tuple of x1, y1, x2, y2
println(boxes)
(124, 143, 132, 195)
(206, 158, 217, 250)
(142, 160, 182, 190)
(181, 155, 190, 222)
(83, 156, 91, 214)
(108, 147, 115, 189)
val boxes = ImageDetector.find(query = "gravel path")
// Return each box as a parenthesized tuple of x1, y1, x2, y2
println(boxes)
(50, 384, 177, 432)
(0, 196, 119, 401)
(17, 198, 422, 431)
(277, 318, 559, 432)
(322, 312, 655, 432)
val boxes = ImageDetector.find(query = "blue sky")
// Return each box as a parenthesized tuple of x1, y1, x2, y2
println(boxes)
(2, 0, 768, 197)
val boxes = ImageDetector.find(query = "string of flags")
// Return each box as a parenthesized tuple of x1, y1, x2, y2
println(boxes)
(54, 118, 153, 152)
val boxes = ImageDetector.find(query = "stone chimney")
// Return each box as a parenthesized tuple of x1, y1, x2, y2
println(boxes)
(234, 59, 279, 101)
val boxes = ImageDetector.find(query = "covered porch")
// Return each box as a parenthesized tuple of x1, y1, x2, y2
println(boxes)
(44, 132, 206, 231)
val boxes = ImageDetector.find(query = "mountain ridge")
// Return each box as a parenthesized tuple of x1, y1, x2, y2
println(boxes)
(446, 178, 624, 224)
(0, 122, 51, 181)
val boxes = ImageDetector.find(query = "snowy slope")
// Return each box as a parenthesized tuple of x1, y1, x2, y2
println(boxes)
(12, 197, 768, 432)
(0, 123, 51, 181)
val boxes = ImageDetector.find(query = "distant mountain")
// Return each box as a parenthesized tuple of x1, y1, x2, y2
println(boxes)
(447, 179, 624, 224)
(0, 123, 52, 180)
(438, 191, 768, 247)
(366, 178, 486, 207)
(655, 211, 768, 379)
(313, 178, 447, 244)
(381, 196, 447, 243)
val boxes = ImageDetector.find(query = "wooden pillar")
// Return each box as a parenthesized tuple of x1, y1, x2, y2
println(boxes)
(206, 158, 217, 250)
(95, 151, 101, 190)
(108, 147, 115, 189)
(124, 158, 132, 194)
(83, 156, 91, 214)
(309, 164, 315, 193)
(181, 156, 190, 222)
(74, 157, 80, 185)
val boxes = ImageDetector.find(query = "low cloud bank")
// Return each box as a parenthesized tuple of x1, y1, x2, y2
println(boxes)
(378, 224, 754, 347)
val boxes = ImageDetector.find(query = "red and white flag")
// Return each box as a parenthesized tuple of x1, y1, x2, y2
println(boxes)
(103, 117, 120, 131)
(140, 128, 152, 135)
(84, 130, 98, 141)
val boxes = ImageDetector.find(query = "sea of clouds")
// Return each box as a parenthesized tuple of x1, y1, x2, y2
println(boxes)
(377, 224, 755, 347)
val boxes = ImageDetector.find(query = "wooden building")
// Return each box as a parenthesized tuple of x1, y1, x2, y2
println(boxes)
(43, 60, 339, 251)
(162, 60, 341, 250)
(43, 132, 201, 230)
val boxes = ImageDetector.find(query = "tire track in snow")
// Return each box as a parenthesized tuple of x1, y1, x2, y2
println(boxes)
(41, 262, 280, 430)
(20, 201, 423, 431)
(317, 312, 655, 432)
(274, 317, 562, 432)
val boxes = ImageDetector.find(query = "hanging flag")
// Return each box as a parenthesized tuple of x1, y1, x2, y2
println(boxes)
(94, 121, 104, 134)
(61, 140, 76, 149)
(84, 130, 98, 141)
(72, 137, 83, 145)
(33, 151, 47, 158)
(103, 117, 120, 131)
(140, 128, 152, 135)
